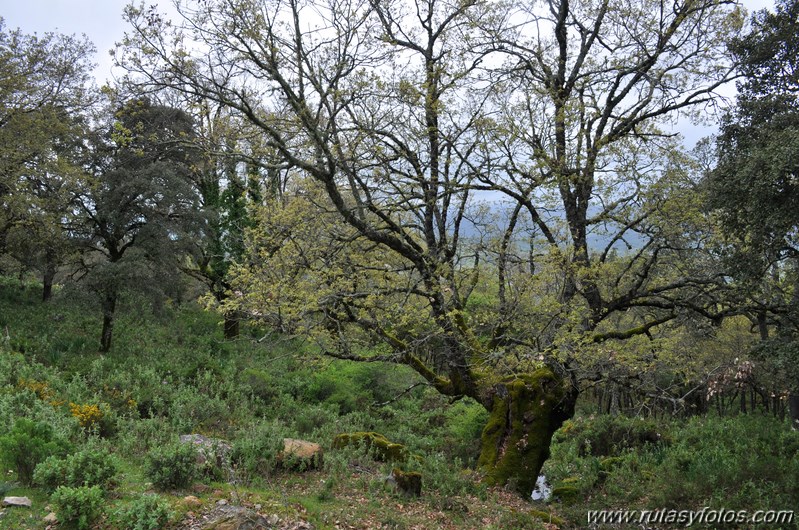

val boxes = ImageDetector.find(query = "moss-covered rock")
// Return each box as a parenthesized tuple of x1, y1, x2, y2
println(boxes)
(390, 468, 422, 497)
(477, 367, 576, 497)
(332, 431, 409, 462)
(529, 509, 565, 526)
(551, 485, 580, 505)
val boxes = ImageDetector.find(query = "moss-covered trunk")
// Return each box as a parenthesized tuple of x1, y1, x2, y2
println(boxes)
(477, 367, 576, 497)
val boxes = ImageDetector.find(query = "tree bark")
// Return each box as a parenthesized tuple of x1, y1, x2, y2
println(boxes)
(41, 259, 56, 302)
(477, 368, 577, 496)
(789, 394, 799, 430)
(223, 311, 240, 339)
(100, 291, 117, 352)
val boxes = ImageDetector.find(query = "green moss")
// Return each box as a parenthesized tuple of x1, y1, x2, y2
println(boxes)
(599, 456, 624, 472)
(391, 468, 422, 497)
(332, 432, 409, 462)
(529, 509, 565, 526)
(477, 367, 575, 496)
(551, 485, 580, 505)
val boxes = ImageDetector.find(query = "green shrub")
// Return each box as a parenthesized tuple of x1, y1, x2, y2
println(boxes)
(293, 404, 340, 437)
(0, 418, 70, 485)
(114, 494, 173, 530)
(555, 414, 667, 457)
(241, 368, 279, 402)
(414, 453, 484, 498)
(643, 415, 799, 510)
(51, 485, 104, 530)
(230, 420, 287, 483)
(145, 442, 197, 490)
(33, 446, 117, 492)
(170, 386, 231, 432)
(443, 399, 488, 463)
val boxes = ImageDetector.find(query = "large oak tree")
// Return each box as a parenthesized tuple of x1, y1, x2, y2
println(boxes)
(117, 0, 741, 494)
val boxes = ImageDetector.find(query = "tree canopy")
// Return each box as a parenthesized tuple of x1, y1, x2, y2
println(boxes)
(0, 20, 95, 293)
(710, 0, 799, 273)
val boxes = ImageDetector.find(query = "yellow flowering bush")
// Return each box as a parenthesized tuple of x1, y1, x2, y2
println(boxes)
(69, 403, 104, 429)
(17, 378, 64, 407)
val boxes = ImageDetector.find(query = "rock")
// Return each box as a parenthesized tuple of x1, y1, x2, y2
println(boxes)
(388, 468, 422, 497)
(180, 434, 233, 474)
(332, 432, 408, 462)
(43, 512, 58, 524)
(279, 438, 323, 470)
(2, 496, 32, 507)
(201, 505, 275, 530)
(531, 474, 551, 502)
(184, 495, 203, 507)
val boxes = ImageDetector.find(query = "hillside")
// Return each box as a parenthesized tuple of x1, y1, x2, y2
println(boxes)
(0, 278, 797, 529)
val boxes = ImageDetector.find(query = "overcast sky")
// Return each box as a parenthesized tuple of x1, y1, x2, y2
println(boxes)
(0, 0, 776, 146)
(0, 0, 176, 85)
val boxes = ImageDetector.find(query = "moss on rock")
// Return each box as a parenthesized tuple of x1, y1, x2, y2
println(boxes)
(332, 431, 409, 462)
(551, 485, 580, 505)
(477, 367, 576, 497)
(391, 468, 422, 497)
(529, 509, 565, 526)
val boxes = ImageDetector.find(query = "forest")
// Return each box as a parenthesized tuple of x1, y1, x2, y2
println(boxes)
(0, 0, 798, 528)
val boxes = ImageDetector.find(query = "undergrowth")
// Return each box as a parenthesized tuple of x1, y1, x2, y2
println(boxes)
(0, 277, 796, 529)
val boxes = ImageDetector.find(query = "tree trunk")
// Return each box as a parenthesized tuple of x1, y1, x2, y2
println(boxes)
(789, 393, 799, 430)
(223, 311, 240, 339)
(477, 367, 577, 497)
(41, 260, 56, 302)
(214, 288, 240, 340)
(100, 292, 117, 352)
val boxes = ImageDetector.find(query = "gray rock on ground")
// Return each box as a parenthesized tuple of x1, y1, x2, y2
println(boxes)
(2, 496, 32, 507)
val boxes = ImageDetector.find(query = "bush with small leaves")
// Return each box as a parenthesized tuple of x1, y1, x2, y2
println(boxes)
(34, 446, 117, 492)
(50, 485, 104, 530)
(0, 418, 70, 485)
(145, 442, 197, 490)
(229, 420, 287, 483)
(114, 494, 173, 530)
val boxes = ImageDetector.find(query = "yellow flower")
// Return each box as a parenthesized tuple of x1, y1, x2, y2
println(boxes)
(69, 403, 104, 428)
(17, 378, 57, 404)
